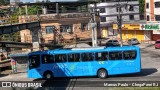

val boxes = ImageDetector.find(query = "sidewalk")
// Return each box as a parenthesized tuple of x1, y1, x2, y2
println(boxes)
(0, 72, 33, 81)
(138, 43, 154, 49)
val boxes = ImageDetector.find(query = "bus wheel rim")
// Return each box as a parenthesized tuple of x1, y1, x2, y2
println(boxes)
(46, 74, 51, 79)
(100, 72, 105, 77)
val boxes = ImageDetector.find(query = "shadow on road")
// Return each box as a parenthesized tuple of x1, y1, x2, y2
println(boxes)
(0, 74, 8, 77)
(34, 78, 76, 90)
(140, 44, 154, 50)
(32, 68, 158, 90)
(110, 68, 158, 78)
(0, 69, 10, 78)
(150, 53, 160, 58)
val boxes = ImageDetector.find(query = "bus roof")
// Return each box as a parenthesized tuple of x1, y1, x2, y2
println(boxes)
(28, 45, 139, 55)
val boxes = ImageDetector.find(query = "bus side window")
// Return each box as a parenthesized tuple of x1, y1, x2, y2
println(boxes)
(55, 54, 67, 63)
(68, 53, 80, 62)
(68, 54, 74, 62)
(102, 52, 108, 60)
(81, 53, 87, 61)
(96, 52, 108, 61)
(88, 53, 94, 61)
(109, 51, 122, 60)
(62, 54, 67, 62)
(123, 50, 137, 60)
(75, 53, 80, 62)
(81, 53, 94, 61)
(42, 54, 54, 64)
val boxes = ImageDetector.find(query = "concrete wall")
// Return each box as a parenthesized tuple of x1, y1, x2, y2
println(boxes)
(152, 34, 160, 41)
(97, 1, 140, 25)
(20, 17, 101, 43)
(13, 56, 28, 72)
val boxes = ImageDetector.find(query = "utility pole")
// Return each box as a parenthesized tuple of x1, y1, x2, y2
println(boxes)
(117, 4, 123, 47)
(90, 3, 97, 47)
(116, 0, 127, 47)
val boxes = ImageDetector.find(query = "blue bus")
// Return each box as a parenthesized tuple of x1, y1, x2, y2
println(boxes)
(28, 46, 141, 79)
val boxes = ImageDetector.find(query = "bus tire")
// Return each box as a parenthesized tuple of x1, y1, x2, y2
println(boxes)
(97, 69, 108, 79)
(43, 71, 53, 80)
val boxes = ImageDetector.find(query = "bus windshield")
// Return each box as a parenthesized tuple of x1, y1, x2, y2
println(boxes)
(29, 55, 40, 69)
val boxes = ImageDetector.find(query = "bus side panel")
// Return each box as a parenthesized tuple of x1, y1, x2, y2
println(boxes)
(53, 63, 66, 77)
(65, 62, 84, 77)
(92, 61, 112, 76)
(28, 68, 43, 78)
(108, 48, 141, 75)
(39, 63, 66, 78)
(106, 60, 124, 75)
(135, 47, 141, 72)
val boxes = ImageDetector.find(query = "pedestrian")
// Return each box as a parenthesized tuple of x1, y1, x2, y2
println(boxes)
(11, 58, 17, 74)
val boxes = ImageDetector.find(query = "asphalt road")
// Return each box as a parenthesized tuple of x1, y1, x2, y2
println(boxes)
(0, 44, 160, 89)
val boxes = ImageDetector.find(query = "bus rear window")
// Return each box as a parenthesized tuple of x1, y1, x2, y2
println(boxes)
(81, 53, 94, 61)
(42, 54, 54, 64)
(95, 52, 108, 61)
(123, 50, 137, 60)
(29, 55, 40, 69)
(109, 51, 122, 60)
(55, 54, 67, 63)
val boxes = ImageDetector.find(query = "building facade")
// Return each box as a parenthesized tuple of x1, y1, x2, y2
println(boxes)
(19, 2, 100, 50)
(145, 0, 160, 41)
(97, 1, 149, 41)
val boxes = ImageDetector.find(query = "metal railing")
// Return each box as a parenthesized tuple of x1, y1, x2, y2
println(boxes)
(39, 12, 90, 21)
(0, 15, 39, 26)
(0, 12, 91, 26)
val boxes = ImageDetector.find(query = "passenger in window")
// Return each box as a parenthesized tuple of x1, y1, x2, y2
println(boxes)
(58, 56, 61, 61)
(125, 53, 130, 59)
(62, 55, 66, 62)
(44, 57, 47, 63)
(75, 54, 80, 62)
(98, 57, 102, 61)
(111, 54, 115, 59)
(103, 54, 108, 60)
(131, 52, 135, 59)
(69, 54, 74, 62)
(88, 53, 94, 61)
(82, 53, 87, 61)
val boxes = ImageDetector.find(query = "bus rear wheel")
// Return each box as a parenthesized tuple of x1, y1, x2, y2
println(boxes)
(43, 71, 53, 80)
(97, 69, 108, 79)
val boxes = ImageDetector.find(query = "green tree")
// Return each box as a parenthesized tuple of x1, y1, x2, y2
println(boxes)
(12, 5, 41, 16)
(0, 0, 10, 5)
(139, 0, 145, 14)
(0, 5, 40, 42)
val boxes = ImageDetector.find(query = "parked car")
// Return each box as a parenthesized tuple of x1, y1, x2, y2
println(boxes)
(127, 38, 140, 45)
(106, 40, 120, 47)
(155, 39, 160, 49)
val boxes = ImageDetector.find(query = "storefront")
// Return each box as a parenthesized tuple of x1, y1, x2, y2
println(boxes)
(101, 25, 119, 38)
(113, 24, 152, 42)
(101, 27, 108, 38)
(140, 24, 160, 41)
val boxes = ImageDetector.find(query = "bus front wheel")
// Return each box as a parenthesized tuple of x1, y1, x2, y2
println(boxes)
(97, 69, 108, 79)
(43, 71, 53, 79)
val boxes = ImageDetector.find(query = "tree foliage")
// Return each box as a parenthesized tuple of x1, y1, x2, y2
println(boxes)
(0, 0, 10, 5)
(11, 5, 41, 16)
(139, 0, 145, 14)
(0, 5, 41, 42)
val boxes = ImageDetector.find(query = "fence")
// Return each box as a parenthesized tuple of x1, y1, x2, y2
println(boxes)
(0, 15, 39, 26)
